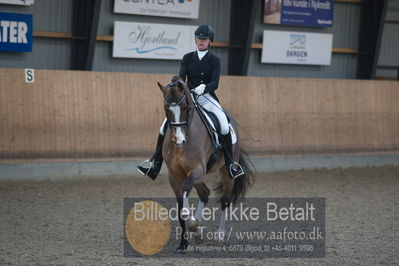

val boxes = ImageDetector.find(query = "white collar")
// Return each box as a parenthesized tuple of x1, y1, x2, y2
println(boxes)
(197, 49, 208, 60)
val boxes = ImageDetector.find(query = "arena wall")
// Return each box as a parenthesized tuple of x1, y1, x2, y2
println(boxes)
(0, 68, 398, 162)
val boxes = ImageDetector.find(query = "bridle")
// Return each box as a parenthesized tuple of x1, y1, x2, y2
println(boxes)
(163, 82, 194, 128)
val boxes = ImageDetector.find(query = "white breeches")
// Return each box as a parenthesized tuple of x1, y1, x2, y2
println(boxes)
(159, 93, 229, 135)
(197, 93, 229, 135)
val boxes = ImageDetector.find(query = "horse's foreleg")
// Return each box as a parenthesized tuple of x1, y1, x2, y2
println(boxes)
(180, 191, 191, 220)
(170, 176, 188, 254)
(176, 196, 189, 254)
(181, 168, 205, 232)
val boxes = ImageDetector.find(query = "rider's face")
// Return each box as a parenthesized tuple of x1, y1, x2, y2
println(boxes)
(195, 38, 211, 51)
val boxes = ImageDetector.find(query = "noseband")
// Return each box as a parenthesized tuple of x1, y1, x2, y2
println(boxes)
(164, 82, 194, 128)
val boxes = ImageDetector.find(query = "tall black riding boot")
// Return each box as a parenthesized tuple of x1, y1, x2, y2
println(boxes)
(221, 132, 244, 179)
(137, 134, 164, 180)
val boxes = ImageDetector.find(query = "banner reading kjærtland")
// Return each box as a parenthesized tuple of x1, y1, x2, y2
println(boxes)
(264, 0, 333, 27)
(114, 0, 200, 19)
(261, 30, 332, 65)
(113, 22, 197, 60)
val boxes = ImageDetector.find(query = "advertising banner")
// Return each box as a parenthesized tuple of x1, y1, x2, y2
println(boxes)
(0, 12, 32, 52)
(261, 30, 333, 65)
(0, 0, 34, 5)
(264, 0, 333, 27)
(114, 0, 200, 19)
(113, 21, 197, 60)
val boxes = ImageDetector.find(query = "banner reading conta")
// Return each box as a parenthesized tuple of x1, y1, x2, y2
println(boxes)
(264, 0, 334, 27)
(0, 0, 34, 5)
(261, 30, 333, 65)
(113, 21, 197, 60)
(114, 0, 200, 19)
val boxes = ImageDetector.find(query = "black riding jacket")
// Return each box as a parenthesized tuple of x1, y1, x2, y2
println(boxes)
(179, 50, 221, 102)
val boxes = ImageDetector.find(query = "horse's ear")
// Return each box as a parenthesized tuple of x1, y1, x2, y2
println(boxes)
(157, 82, 168, 95)
(177, 81, 185, 92)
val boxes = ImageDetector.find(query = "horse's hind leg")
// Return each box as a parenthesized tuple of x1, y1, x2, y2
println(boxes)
(192, 181, 210, 244)
(217, 167, 235, 242)
(193, 182, 210, 224)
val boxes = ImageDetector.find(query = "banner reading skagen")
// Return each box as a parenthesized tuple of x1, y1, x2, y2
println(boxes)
(113, 21, 196, 60)
(123, 198, 325, 258)
(114, 0, 200, 19)
(261, 30, 333, 65)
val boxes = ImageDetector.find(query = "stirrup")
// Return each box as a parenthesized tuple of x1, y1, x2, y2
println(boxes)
(137, 160, 153, 176)
(229, 162, 244, 179)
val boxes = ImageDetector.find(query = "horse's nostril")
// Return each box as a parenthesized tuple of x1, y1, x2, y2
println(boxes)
(175, 139, 186, 147)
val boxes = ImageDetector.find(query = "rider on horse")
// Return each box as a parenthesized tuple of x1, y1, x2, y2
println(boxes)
(137, 24, 244, 180)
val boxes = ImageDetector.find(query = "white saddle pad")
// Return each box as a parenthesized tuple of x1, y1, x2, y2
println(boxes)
(202, 111, 237, 145)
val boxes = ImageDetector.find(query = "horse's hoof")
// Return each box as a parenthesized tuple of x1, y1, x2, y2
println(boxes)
(175, 248, 186, 255)
(186, 216, 199, 232)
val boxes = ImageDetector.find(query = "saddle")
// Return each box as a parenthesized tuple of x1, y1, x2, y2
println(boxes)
(201, 108, 221, 147)
(197, 105, 237, 146)
(195, 104, 238, 173)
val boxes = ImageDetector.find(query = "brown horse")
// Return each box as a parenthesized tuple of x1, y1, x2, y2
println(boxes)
(158, 75, 253, 254)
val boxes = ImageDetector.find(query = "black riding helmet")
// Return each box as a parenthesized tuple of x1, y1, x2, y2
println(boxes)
(194, 24, 214, 42)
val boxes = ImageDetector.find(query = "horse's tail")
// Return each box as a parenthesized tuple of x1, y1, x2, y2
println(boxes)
(214, 148, 255, 204)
